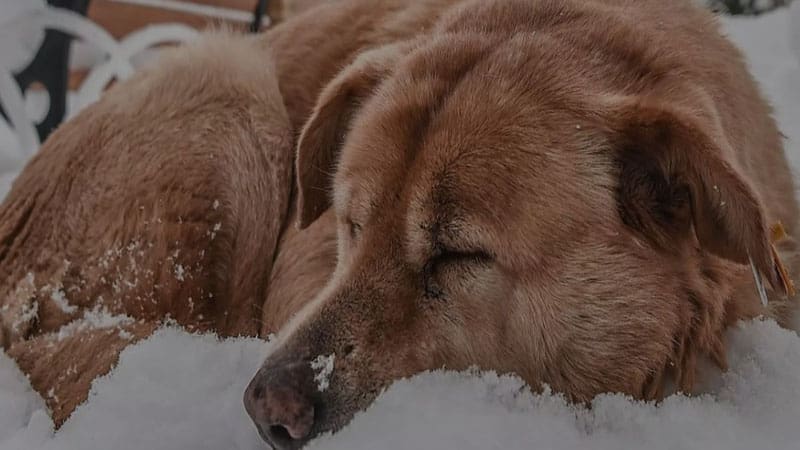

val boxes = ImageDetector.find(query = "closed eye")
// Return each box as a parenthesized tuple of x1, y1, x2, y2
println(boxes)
(431, 248, 493, 267)
(346, 219, 362, 240)
(422, 247, 493, 299)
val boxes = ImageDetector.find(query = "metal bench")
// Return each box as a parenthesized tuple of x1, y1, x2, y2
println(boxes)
(1, 0, 269, 143)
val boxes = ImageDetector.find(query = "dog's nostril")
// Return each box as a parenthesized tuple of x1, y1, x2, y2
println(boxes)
(245, 362, 318, 447)
(343, 344, 355, 356)
(268, 424, 293, 443)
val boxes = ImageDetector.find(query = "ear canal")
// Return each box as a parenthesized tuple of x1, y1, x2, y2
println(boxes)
(610, 97, 779, 290)
(295, 43, 411, 229)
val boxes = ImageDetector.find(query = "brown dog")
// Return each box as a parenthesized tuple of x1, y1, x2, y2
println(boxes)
(244, 0, 800, 448)
(0, 0, 797, 448)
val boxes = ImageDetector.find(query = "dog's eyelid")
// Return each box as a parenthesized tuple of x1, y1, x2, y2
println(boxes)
(345, 218, 363, 239)
(434, 245, 494, 263)
(346, 218, 362, 230)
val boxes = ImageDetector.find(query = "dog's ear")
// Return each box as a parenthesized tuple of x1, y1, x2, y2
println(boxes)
(295, 44, 409, 228)
(608, 97, 779, 289)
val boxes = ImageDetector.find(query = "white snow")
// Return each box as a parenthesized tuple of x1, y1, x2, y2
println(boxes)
(48, 287, 77, 314)
(11, 301, 37, 334)
(1, 6, 800, 450)
(0, 328, 267, 450)
(311, 354, 336, 393)
(174, 264, 186, 282)
(313, 320, 800, 450)
(0, 352, 46, 443)
(53, 306, 134, 342)
(208, 222, 222, 240)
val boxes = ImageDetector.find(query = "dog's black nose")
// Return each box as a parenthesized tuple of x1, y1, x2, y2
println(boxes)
(244, 362, 316, 449)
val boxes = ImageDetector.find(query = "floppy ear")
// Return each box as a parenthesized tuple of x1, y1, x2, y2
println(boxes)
(609, 97, 781, 290)
(295, 44, 409, 228)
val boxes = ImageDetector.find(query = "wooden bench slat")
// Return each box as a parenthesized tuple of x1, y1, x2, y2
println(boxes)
(87, 0, 253, 38)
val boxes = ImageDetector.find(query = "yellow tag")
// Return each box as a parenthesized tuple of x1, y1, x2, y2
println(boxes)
(770, 222, 795, 298)
(750, 222, 795, 306)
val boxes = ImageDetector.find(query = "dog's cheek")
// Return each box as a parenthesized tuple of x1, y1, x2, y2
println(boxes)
(436, 262, 506, 302)
(426, 266, 515, 369)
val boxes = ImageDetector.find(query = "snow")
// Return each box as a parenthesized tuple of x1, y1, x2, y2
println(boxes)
(48, 287, 77, 314)
(311, 354, 336, 393)
(11, 301, 37, 335)
(2, 321, 799, 450)
(174, 264, 186, 282)
(1, 6, 800, 450)
(314, 321, 800, 450)
(53, 306, 134, 342)
(0, 328, 267, 450)
(0, 352, 46, 443)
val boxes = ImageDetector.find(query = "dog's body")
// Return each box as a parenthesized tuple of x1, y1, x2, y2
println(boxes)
(0, 0, 797, 445)
(0, 32, 296, 421)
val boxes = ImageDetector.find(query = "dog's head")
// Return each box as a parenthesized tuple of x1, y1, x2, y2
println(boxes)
(245, 33, 779, 449)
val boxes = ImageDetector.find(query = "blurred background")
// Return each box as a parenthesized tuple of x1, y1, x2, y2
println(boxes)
(710, 0, 793, 15)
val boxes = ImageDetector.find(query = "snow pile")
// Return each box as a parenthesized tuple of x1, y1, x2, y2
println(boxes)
(0, 328, 268, 450)
(1, 7, 800, 450)
(1, 321, 799, 450)
(0, 354, 47, 445)
(315, 321, 800, 450)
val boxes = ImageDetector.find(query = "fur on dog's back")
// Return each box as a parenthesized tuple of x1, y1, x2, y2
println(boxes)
(0, 31, 294, 423)
(0, 31, 292, 339)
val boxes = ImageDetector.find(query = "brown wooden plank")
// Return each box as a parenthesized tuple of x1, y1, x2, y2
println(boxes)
(87, 0, 250, 39)
(68, 69, 89, 91)
(35, 1, 284, 93)
(171, 0, 255, 10)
